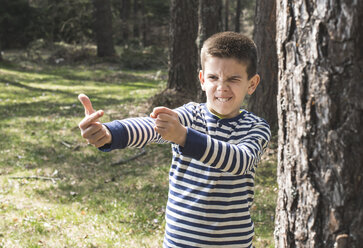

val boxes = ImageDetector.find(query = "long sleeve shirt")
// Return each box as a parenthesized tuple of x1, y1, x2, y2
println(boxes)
(100, 102, 271, 248)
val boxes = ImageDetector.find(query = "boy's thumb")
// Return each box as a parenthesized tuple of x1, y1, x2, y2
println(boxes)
(78, 94, 95, 116)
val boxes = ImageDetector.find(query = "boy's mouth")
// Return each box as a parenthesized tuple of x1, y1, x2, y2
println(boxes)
(216, 97, 232, 102)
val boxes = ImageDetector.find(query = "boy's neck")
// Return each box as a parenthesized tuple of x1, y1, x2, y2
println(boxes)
(205, 105, 243, 120)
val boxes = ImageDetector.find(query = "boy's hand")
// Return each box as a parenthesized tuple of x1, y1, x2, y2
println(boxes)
(150, 107, 187, 146)
(78, 94, 112, 148)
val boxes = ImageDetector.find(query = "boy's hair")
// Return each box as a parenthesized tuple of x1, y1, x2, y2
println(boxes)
(201, 32, 257, 79)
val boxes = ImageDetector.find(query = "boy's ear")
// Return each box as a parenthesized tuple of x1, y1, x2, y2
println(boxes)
(247, 74, 260, 95)
(199, 70, 206, 91)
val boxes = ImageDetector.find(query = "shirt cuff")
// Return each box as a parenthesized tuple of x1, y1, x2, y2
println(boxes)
(179, 128, 207, 160)
(98, 120, 128, 152)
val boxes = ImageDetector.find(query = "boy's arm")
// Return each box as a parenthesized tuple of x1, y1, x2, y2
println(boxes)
(78, 94, 196, 151)
(101, 103, 196, 151)
(150, 106, 270, 176)
(99, 116, 169, 152)
(179, 121, 271, 175)
(78, 94, 167, 151)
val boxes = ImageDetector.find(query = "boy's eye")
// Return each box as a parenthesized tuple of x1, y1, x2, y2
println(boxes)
(229, 77, 241, 83)
(208, 75, 218, 80)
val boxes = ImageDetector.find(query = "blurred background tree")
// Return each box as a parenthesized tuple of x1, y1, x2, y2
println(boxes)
(248, 0, 278, 131)
(93, 0, 115, 57)
(0, 0, 257, 103)
(0, 0, 255, 58)
(0, 0, 40, 48)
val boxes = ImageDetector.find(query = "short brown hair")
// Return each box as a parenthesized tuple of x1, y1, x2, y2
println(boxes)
(201, 32, 257, 79)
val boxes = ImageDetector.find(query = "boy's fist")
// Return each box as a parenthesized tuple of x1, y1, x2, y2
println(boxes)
(78, 94, 112, 148)
(150, 107, 187, 146)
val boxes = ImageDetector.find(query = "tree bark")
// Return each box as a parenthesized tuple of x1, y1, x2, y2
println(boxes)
(120, 0, 131, 42)
(235, 0, 242, 33)
(133, 0, 140, 39)
(275, 0, 363, 247)
(248, 0, 278, 131)
(224, 0, 229, 31)
(140, 0, 148, 46)
(167, 0, 199, 96)
(0, 40, 2, 61)
(93, 0, 115, 57)
(198, 0, 223, 54)
(197, 0, 222, 102)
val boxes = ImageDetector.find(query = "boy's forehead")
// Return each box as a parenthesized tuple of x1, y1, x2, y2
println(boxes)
(204, 56, 248, 74)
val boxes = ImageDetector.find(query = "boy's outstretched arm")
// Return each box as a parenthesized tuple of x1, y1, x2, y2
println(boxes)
(150, 107, 187, 146)
(152, 104, 271, 176)
(78, 94, 112, 148)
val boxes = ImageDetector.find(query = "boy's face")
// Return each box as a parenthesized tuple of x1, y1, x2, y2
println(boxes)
(199, 57, 260, 119)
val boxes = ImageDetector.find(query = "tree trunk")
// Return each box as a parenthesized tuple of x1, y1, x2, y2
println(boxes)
(198, 0, 222, 66)
(248, 0, 278, 131)
(0, 40, 2, 61)
(133, 0, 140, 39)
(120, 0, 131, 42)
(167, 0, 199, 96)
(93, 0, 115, 57)
(224, 0, 229, 31)
(140, 0, 148, 46)
(275, 0, 363, 247)
(235, 0, 242, 33)
(197, 0, 222, 102)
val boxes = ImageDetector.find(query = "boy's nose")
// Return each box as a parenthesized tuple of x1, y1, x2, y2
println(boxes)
(216, 81, 228, 91)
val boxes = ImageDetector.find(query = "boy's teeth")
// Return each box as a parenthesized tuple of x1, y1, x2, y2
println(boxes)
(217, 98, 230, 102)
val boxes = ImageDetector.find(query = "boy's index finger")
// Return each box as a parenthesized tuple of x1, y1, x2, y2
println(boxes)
(78, 94, 95, 116)
(79, 110, 104, 129)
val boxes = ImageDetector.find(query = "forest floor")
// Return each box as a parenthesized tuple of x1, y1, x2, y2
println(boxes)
(0, 49, 277, 248)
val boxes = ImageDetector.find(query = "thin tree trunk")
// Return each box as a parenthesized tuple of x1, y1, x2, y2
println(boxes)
(93, 0, 115, 57)
(140, 0, 147, 46)
(0, 40, 2, 61)
(235, 0, 241, 33)
(224, 0, 229, 31)
(197, 0, 222, 102)
(275, 0, 363, 247)
(120, 0, 131, 42)
(248, 0, 278, 131)
(167, 0, 198, 96)
(133, 0, 140, 39)
(198, 0, 222, 66)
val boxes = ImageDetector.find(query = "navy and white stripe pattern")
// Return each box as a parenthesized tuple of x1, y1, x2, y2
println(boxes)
(101, 102, 270, 248)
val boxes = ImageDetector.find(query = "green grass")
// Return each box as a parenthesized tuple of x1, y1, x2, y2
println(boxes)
(252, 152, 278, 247)
(0, 52, 277, 247)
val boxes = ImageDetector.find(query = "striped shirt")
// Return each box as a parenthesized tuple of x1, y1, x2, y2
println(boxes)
(101, 102, 271, 248)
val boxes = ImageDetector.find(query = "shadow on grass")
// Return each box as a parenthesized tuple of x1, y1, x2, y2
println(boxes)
(0, 59, 171, 238)
(0, 90, 138, 120)
(47, 69, 157, 85)
(0, 78, 76, 97)
(1, 61, 159, 85)
(0, 71, 159, 119)
(23, 141, 170, 232)
(1, 122, 170, 220)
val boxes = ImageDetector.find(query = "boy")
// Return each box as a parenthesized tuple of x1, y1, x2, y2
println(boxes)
(78, 32, 271, 247)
